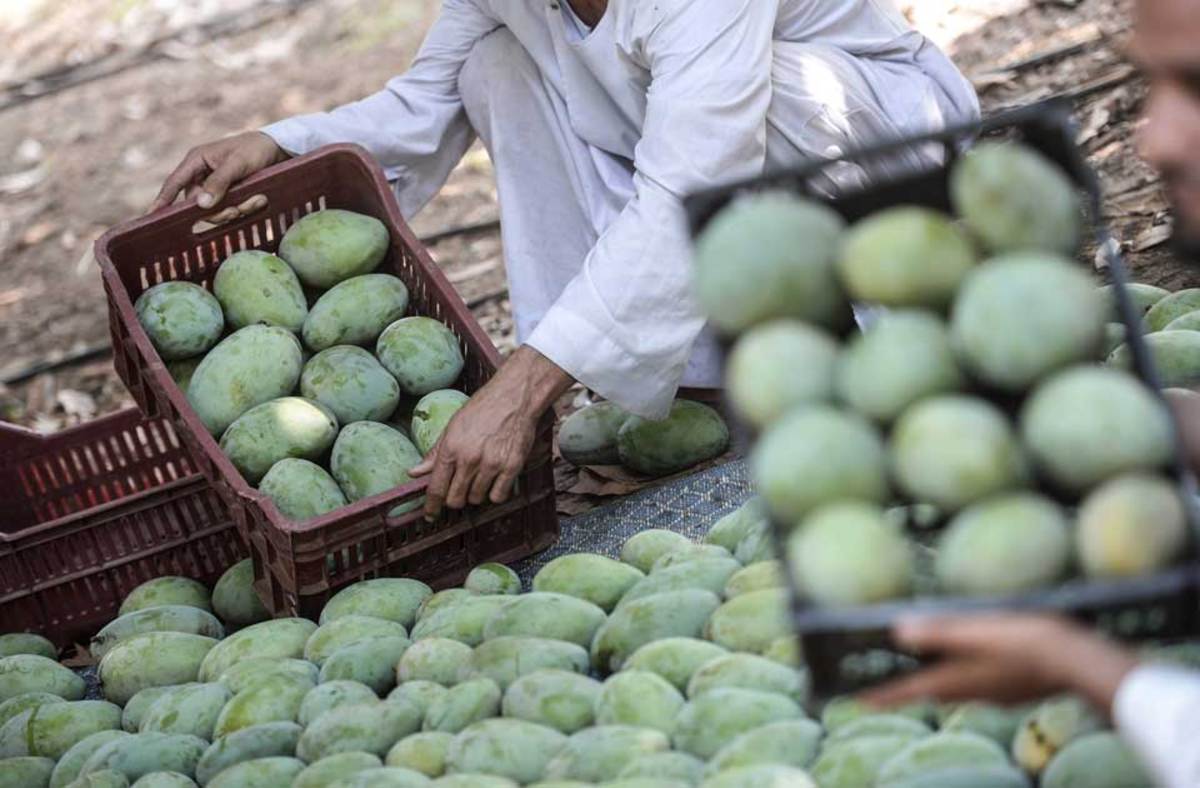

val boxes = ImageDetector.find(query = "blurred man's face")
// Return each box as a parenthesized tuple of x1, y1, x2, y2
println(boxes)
(1132, 0, 1200, 255)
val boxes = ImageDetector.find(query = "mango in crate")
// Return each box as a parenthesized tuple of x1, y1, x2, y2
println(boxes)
(1076, 473, 1188, 579)
(836, 310, 963, 424)
(412, 390, 470, 456)
(558, 402, 632, 467)
(692, 192, 849, 334)
(134, 282, 224, 362)
(212, 250, 308, 333)
(752, 406, 889, 524)
(935, 493, 1071, 596)
(187, 325, 303, 435)
(1109, 329, 1200, 388)
(219, 397, 338, 484)
(301, 346, 402, 425)
(258, 458, 348, 522)
(303, 273, 409, 352)
(950, 253, 1106, 392)
(890, 396, 1027, 513)
(950, 141, 1082, 256)
(1020, 366, 1173, 492)
(330, 422, 423, 513)
(616, 400, 729, 477)
(278, 209, 389, 289)
(376, 317, 465, 397)
(726, 320, 838, 429)
(788, 501, 914, 606)
(837, 206, 979, 309)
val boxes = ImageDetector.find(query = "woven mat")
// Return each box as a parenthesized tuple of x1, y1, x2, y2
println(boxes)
(515, 459, 753, 582)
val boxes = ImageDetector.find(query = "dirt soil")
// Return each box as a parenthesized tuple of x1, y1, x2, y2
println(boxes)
(0, 0, 1192, 513)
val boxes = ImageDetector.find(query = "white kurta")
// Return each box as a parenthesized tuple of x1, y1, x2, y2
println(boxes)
(263, 0, 979, 418)
(1115, 663, 1200, 788)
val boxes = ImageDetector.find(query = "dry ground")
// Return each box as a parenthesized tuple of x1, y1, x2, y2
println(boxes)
(0, 0, 1189, 510)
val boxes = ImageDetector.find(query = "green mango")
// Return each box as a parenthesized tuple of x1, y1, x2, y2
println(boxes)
(950, 253, 1105, 392)
(91, 607, 224, 660)
(278, 209, 389, 289)
(837, 310, 964, 424)
(693, 193, 849, 334)
(140, 685, 230, 741)
(557, 402, 632, 467)
(212, 250, 307, 333)
(219, 397, 338, 484)
(790, 501, 913, 606)
(134, 282, 224, 362)
(194, 722, 302, 786)
(303, 273, 409, 352)
(330, 422, 423, 510)
(0, 635, 56, 661)
(120, 579, 211, 617)
(187, 325, 303, 435)
(301, 346, 402, 425)
(617, 400, 729, 477)
(99, 635, 217, 707)
(375, 317, 464, 397)
(542, 726, 670, 784)
(445, 719, 567, 784)
(411, 390, 469, 456)
(1020, 366, 1173, 492)
(950, 141, 1082, 255)
(198, 619, 317, 683)
(838, 207, 978, 309)
(210, 560, 271, 629)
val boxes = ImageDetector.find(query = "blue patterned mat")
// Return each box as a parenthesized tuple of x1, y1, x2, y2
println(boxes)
(515, 460, 753, 582)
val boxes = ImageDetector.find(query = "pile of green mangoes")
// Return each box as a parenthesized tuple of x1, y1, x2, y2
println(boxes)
(1105, 281, 1200, 388)
(1, 525, 1171, 788)
(691, 141, 1192, 609)
(133, 209, 473, 520)
(558, 399, 730, 477)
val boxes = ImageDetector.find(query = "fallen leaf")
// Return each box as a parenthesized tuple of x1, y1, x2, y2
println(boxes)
(1134, 223, 1174, 252)
(57, 388, 97, 420)
(568, 467, 647, 498)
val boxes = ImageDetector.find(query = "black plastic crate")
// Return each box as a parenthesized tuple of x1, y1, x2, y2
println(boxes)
(685, 100, 1200, 698)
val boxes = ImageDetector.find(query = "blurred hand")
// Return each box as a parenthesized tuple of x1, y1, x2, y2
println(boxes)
(860, 614, 1141, 713)
(409, 346, 574, 519)
(150, 131, 288, 213)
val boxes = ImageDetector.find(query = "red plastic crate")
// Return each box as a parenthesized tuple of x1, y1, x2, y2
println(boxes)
(0, 409, 240, 649)
(95, 144, 559, 619)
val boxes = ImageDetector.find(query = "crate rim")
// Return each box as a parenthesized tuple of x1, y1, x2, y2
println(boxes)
(94, 143, 512, 536)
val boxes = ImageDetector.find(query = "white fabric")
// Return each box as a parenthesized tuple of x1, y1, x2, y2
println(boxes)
(1114, 663, 1200, 788)
(263, 0, 978, 418)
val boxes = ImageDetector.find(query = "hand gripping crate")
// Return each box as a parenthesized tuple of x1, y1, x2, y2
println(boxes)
(0, 409, 239, 649)
(685, 100, 1200, 698)
(95, 144, 559, 620)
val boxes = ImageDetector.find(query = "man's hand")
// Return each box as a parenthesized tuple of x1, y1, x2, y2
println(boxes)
(860, 614, 1141, 713)
(150, 132, 288, 213)
(409, 346, 574, 519)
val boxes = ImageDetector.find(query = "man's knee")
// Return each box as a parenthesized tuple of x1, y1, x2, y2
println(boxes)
(459, 28, 537, 100)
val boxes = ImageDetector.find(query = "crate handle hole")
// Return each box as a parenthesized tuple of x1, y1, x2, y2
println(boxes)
(191, 194, 269, 235)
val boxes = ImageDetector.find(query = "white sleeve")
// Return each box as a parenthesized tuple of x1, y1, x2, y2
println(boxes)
(1113, 663, 1200, 788)
(261, 0, 500, 218)
(524, 0, 774, 418)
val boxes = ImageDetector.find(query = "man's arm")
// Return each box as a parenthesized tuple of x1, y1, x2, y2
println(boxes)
(524, 0, 775, 418)
(153, 0, 499, 214)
